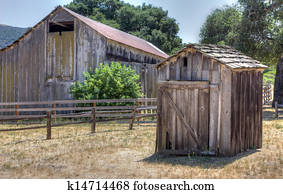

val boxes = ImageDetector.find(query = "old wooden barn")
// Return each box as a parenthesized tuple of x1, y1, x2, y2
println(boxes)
(156, 44, 267, 156)
(0, 6, 168, 102)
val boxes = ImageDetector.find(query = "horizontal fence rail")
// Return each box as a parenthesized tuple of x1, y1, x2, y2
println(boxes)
(0, 98, 157, 139)
(274, 101, 283, 119)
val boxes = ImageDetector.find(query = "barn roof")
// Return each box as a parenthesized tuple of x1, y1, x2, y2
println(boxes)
(157, 43, 267, 70)
(62, 7, 169, 59)
(0, 6, 169, 59)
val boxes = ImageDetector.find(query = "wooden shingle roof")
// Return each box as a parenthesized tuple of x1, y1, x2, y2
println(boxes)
(157, 44, 267, 70)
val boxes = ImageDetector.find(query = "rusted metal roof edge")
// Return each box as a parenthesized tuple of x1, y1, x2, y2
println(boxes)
(62, 7, 169, 59)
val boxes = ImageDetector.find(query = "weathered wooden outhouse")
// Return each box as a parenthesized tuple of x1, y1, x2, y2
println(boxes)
(155, 44, 267, 156)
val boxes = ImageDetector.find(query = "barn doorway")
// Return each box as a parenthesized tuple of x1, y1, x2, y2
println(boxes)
(47, 21, 75, 81)
(157, 81, 209, 154)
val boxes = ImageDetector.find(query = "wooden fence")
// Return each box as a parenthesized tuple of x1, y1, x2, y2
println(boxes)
(263, 84, 273, 105)
(0, 98, 157, 139)
(274, 101, 283, 119)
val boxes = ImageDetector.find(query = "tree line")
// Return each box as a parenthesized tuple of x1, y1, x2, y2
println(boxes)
(66, 0, 282, 68)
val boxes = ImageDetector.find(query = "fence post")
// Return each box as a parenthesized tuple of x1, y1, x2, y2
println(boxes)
(53, 103, 57, 123)
(16, 105, 19, 126)
(129, 103, 138, 130)
(275, 101, 278, 119)
(46, 111, 52, 140)
(91, 107, 96, 133)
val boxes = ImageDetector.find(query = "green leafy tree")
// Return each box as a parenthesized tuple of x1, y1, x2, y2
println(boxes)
(200, 0, 282, 67)
(200, 6, 242, 46)
(70, 62, 142, 100)
(65, 0, 183, 55)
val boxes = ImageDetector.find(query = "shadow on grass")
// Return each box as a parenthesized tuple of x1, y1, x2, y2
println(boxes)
(142, 149, 259, 169)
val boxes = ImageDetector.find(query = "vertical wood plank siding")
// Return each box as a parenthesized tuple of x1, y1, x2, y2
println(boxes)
(230, 70, 263, 155)
(0, 21, 47, 103)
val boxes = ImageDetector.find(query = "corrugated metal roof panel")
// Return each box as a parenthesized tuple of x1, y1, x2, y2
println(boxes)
(62, 7, 169, 59)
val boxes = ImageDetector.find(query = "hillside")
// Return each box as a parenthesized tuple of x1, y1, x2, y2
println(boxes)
(0, 24, 28, 49)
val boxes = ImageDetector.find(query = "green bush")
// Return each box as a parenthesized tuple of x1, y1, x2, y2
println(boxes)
(70, 62, 142, 101)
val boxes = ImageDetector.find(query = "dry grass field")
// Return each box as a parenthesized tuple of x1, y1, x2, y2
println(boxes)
(0, 107, 282, 178)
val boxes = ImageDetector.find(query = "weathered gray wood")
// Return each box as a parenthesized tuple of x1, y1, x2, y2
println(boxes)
(165, 65, 170, 81)
(163, 87, 169, 150)
(176, 89, 182, 149)
(219, 66, 232, 156)
(0, 98, 156, 106)
(209, 84, 219, 152)
(192, 52, 202, 80)
(136, 113, 157, 118)
(211, 61, 221, 84)
(156, 87, 162, 152)
(198, 88, 209, 151)
(201, 57, 210, 81)
(171, 88, 177, 150)
(191, 89, 199, 149)
(162, 89, 200, 147)
(158, 81, 209, 89)
(0, 115, 47, 121)
(231, 72, 239, 155)
(183, 89, 189, 151)
(186, 52, 193, 80)
(258, 71, 263, 148)
(239, 72, 245, 152)
(169, 62, 176, 80)
(176, 60, 181, 81)
(0, 125, 46, 132)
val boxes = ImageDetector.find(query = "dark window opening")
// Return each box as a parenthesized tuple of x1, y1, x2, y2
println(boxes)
(184, 57, 188, 67)
(166, 132, 172, 150)
(49, 21, 74, 33)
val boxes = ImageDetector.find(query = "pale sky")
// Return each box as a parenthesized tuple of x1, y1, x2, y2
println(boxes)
(0, 0, 237, 43)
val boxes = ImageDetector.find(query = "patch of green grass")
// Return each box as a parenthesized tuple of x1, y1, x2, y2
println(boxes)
(263, 67, 276, 85)
(274, 124, 283, 129)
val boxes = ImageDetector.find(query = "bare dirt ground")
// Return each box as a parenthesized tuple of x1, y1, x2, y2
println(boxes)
(0, 107, 282, 178)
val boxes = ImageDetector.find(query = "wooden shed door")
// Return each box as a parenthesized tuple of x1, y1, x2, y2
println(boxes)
(157, 81, 209, 153)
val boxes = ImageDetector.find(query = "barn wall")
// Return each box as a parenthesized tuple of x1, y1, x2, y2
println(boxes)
(75, 19, 107, 82)
(106, 40, 163, 65)
(0, 20, 47, 102)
